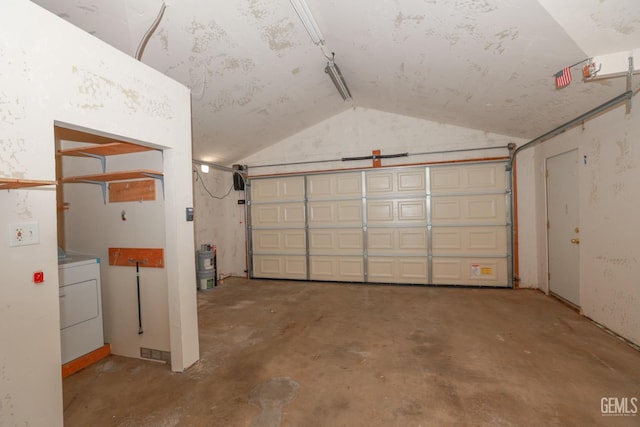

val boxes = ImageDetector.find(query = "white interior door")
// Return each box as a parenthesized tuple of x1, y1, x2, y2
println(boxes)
(547, 149, 580, 306)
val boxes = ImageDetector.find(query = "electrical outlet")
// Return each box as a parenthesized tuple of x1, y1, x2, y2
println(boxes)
(9, 222, 39, 247)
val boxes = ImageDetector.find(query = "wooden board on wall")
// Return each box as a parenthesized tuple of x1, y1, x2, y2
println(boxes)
(109, 179, 156, 203)
(108, 247, 164, 268)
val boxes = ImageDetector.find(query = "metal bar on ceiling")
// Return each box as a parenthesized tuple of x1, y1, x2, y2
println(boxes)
(509, 90, 633, 169)
(248, 144, 511, 169)
(191, 160, 236, 173)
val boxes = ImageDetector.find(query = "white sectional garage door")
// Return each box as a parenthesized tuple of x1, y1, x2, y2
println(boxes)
(249, 161, 511, 287)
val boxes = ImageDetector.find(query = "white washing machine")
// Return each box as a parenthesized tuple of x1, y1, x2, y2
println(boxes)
(58, 255, 104, 364)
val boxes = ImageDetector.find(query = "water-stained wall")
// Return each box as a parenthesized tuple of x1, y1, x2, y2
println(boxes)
(192, 166, 248, 278)
(524, 101, 640, 345)
(240, 107, 523, 175)
(0, 1, 197, 425)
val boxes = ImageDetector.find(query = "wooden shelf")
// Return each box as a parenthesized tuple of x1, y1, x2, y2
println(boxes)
(60, 170, 163, 204)
(56, 126, 128, 146)
(1, 178, 57, 190)
(55, 126, 164, 203)
(58, 143, 154, 158)
(60, 169, 162, 183)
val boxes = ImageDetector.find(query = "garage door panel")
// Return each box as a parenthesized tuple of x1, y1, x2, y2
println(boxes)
(254, 256, 281, 276)
(431, 164, 505, 194)
(368, 257, 428, 284)
(252, 176, 305, 202)
(432, 229, 462, 250)
(309, 229, 363, 254)
(252, 229, 306, 253)
(366, 172, 394, 194)
(468, 228, 505, 250)
(308, 203, 332, 223)
(368, 228, 427, 253)
(430, 169, 460, 192)
(338, 203, 363, 223)
(252, 203, 306, 227)
(467, 166, 500, 189)
(367, 257, 394, 280)
(368, 229, 394, 251)
(308, 200, 362, 226)
(431, 199, 460, 221)
(253, 205, 280, 226)
(310, 231, 331, 250)
(307, 175, 332, 198)
(284, 232, 306, 251)
(466, 198, 499, 220)
(253, 255, 307, 279)
(398, 229, 427, 251)
(398, 259, 429, 281)
(432, 259, 462, 281)
(367, 201, 394, 222)
(367, 169, 426, 195)
(337, 229, 363, 251)
(284, 257, 307, 277)
(431, 195, 506, 224)
(251, 179, 279, 201)
(368, 199, 427, 224)
(282, 179, 305, 199)
(307, 173, 361, 199)
(398, 170, 426, 193)
(283, 204, 305, 223)
(336, 174, 362, 196)
(309, 256, 363, 281)
(432, 226, 506, 255)
(432, 258, 508, 286)
(253, 230, 281, 251)
(398, 200, 426, 221)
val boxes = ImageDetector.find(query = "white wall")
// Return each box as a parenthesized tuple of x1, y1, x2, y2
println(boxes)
(242, 107, 523, 175)
(514, 146, 545, 288)
(193, 107, 525, 286)
(192, 167, 248, 278)
(0, 1, 198, 426)
(519, 98, 640, 345)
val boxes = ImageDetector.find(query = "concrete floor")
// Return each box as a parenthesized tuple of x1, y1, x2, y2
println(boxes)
(64, 278, 640, 426)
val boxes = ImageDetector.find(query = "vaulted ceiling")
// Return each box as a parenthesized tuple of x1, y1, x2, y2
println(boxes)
(32, 0, 640, 165)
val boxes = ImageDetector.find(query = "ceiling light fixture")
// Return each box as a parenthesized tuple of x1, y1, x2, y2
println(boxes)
(325, 55, 352, 101)
(290, 0, 325, 45)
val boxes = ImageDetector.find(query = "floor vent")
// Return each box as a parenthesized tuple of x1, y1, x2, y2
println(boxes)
(140, 347, 171, 363)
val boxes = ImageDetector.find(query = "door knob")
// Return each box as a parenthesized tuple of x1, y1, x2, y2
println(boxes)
(571, 238, 580, 244)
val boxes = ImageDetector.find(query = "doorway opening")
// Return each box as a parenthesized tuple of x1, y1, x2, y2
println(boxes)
(54, 124, 170, 375)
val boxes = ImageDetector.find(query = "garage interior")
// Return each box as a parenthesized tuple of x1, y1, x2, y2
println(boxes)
(63, 278, 640, 426)
(1, 0, 640, 426)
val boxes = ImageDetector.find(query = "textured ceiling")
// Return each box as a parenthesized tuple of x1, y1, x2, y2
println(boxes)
(32, 0, 640, 165)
